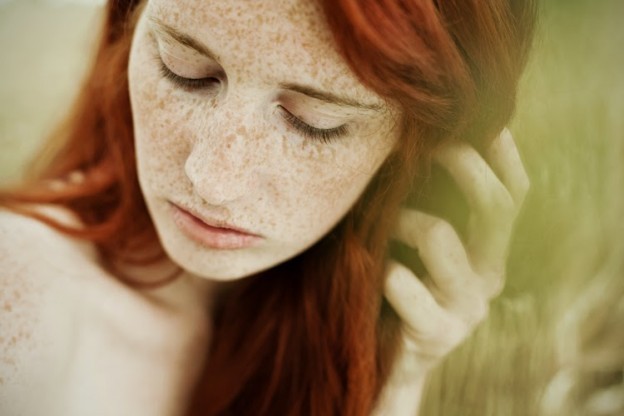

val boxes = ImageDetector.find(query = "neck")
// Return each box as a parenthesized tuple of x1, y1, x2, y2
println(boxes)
(112, 253, 225, 316)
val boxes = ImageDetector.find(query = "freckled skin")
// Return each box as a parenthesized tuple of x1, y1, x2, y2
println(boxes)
(128, 0, 400, 280)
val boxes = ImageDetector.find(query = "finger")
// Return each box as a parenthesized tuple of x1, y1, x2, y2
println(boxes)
(433, 139, 516, 218)
(384, 261, 468, 357)
(486, 128, 530, 205)
(384, 260, 449, 337)
(433, 140, 516, 279)
(393, 209, 487, 304)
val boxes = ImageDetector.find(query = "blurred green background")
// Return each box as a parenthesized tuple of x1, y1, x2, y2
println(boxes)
(1, 0, 622, 280)
(508, 0, 624, 297)
(0, 0, 102, 184)
(0, 0, 622, 414)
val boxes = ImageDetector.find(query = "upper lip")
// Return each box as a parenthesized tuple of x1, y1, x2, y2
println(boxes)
(170, 202, 260, 237)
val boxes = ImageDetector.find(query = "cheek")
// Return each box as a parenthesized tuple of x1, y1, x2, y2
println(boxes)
(275, 118, 397, 243)
(129, 52, 200, 190)
(272, 144, 387, 244)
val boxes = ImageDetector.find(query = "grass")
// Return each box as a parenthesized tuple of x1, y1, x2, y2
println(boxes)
(508, 0, 624, 295)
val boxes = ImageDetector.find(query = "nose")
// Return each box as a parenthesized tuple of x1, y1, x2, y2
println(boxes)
(184, 112, 262, 207)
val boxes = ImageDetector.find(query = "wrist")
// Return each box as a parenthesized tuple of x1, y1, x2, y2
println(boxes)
(372, 374, 427, 416)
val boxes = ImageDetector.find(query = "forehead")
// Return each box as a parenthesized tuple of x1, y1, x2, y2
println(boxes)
(146, 0, 385, 107)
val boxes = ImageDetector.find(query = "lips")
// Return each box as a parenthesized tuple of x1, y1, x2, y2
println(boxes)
(169, 202, 262, 250)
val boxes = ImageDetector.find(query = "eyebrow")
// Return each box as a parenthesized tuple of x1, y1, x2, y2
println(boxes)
(148, 16, 220, 61)
(148, 17, 382, 112)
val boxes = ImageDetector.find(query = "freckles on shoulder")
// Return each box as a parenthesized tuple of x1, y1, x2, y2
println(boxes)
(0, 208, 90, 385)
(0, 214, 51, 393)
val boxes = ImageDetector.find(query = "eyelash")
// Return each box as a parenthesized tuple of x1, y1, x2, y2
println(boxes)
(279, 107, 348, 144)
(157, 58, 348, 144)
(158, 59, 219, 90)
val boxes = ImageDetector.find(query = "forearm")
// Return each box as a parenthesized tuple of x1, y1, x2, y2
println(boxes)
(371, 375, 426, 416)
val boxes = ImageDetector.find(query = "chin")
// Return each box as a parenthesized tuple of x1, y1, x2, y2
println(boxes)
(158, 233, 297, 282)
(146, 200, 313, 282)
(163, 245, 265, 281)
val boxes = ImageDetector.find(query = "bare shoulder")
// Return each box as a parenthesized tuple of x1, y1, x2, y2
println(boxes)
(0, 206, 95, 412)
(0, 205, 99, 305)
(0, 203, 94, 302)
(0, 204, 99, 263)
(0, 203, 101, 318)
(0, 207, 212, 415)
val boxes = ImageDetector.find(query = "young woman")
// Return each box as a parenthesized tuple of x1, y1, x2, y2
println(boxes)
(0, 0, 536, 414)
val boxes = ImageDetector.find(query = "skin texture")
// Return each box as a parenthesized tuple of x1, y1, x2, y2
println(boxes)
(0, 0, 530, 414)
(0, 206, 214, 416)
(128, 0, 530, 412)
(375, 129, 529, 414)
(128, 0, 399, 280)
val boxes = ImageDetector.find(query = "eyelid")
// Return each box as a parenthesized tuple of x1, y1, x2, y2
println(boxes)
(278, 106, 348, 143)
(151, 29, 224, 87)
(154, 36, 222, 90)
(158, 58, 220, 89)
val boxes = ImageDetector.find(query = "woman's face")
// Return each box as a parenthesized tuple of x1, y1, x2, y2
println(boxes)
(128, 0, 399, 280)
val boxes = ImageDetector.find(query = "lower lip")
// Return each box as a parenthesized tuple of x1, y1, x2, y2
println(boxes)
(170, 204, 261, 250)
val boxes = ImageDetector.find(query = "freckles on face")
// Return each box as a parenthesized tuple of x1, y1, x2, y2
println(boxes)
(127, 0, 399, 280)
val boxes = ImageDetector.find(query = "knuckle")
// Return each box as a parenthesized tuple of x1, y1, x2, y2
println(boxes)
(387, 260, 413, 281)
(454, 291, 490, 328)
(400, 332, 423, 355)
(405, 314, 467, 354)
(385, 261, 411, 290)
(486, 275, 506, 298)
(421, 216, 455, 245)
(518, 171, 531, 196)
(469, 299, 490, 326)
(471, 271, 506, 301)
(438, 319, 470, 350)
(489, 186, 516, 216)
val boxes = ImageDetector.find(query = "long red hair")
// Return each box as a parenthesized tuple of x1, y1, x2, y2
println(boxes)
(0, 0, 535, 414)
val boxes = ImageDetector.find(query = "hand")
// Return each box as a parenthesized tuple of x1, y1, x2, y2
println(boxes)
(374, 129, 529, 415)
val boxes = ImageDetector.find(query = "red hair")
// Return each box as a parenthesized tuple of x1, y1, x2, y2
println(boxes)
(1, 0, 535, 414)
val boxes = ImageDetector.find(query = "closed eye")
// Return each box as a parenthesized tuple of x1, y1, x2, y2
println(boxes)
(279, 106, 348, 144)
(158, 58, 220, 90)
